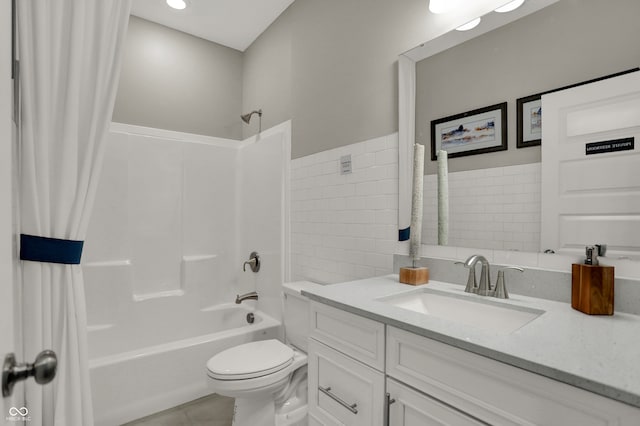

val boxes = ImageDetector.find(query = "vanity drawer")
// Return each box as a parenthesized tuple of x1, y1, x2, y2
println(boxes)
(309, 301, 385, 370)
(387, 378, 484, 426)
(387, 326, 640, 425)
(308, 338, 384, 426)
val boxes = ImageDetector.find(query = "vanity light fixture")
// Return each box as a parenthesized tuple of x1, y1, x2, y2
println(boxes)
(495, 0, 525, 13)
(166, 0, 188, 10)
(428, 0, 452, 14)
(456, 17, 482, 31)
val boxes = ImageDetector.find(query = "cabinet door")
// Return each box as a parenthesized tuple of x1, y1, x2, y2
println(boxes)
(387, 379, 483, 426)
(308, 338, 385, 426)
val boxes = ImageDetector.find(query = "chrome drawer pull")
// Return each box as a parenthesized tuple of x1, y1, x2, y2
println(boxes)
(319, 385, 358, 414)
(384, 392, 396, 426)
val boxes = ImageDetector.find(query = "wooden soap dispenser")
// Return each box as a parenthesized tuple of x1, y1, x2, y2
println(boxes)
(571, 245, 614, 315)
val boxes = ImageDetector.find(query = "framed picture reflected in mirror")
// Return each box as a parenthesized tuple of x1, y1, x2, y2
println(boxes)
(430, 102, 507, 161)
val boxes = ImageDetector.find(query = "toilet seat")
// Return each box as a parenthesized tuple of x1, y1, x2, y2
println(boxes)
(207, 339, 294, 380)
(207, 340, 307, 399)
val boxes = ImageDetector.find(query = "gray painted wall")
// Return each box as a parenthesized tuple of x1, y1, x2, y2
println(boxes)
(113, 17, 243, 140)
(417, 0, 640, 174)
(241, 6, 293, 139)
(242, 0, 430, 158)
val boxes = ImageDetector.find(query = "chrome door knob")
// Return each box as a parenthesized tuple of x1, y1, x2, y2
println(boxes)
(2, 350, 57, 397)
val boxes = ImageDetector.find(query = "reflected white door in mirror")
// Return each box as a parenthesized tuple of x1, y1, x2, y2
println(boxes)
(541, 71, 640, 261)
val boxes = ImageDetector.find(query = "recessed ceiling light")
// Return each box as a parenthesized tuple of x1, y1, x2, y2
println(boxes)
(456, 17, 481, 31)
(495, 0, 525, 13)
(166, 0, 188, 10)
(429, 0, 451, 14)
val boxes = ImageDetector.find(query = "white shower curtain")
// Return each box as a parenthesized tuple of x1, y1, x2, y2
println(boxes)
(17, 1, 131, 425)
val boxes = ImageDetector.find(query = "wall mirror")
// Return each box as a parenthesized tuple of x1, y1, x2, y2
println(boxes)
(398, 0, 640, 260)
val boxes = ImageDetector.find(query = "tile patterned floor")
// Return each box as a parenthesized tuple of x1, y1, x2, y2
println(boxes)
(121, 393, 234, 426)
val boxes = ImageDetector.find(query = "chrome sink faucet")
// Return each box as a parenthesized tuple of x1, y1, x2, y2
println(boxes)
(464, 254, 492, 296)
(235, 291, 258, 304)
(456, 255, 491, 295)
(456, 255, 524, 299)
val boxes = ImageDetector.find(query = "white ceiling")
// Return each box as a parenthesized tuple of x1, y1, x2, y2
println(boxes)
(131, 0, 295, 52)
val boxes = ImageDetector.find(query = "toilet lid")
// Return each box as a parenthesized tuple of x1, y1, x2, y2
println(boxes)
(207, 339, 294, 380)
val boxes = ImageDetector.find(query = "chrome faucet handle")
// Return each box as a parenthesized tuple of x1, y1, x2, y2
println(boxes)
(477, 262, 492, 296)
(455, 261, 477, 294)
(493, 267, 524, 299)
(243, 258, 256, 272)
(243, 251, 260, 272)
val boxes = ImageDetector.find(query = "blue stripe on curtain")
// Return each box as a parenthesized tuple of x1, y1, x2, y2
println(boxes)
(20, 234, 84, 264)
(398, 227, 410, 241)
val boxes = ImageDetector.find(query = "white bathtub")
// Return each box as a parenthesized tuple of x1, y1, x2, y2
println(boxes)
(89, 304, 280, 426)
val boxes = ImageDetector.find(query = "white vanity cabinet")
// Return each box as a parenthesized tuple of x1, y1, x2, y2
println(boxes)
(306, 300, 640, 425)
(307, 302, 385, 425)
(386, 326, 640, 426)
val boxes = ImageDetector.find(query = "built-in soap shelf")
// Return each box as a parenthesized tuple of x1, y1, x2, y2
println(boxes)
(133, 289, 186, 302)
(83, 259, 131, 267)
(83, 255, 219, 302)
(182, 254, 218, 262)
(86, 324, 114, 332)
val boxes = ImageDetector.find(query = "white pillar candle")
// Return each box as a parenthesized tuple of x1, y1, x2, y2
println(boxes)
(437, 150, 449, 245)
(410, 143, 425, 264)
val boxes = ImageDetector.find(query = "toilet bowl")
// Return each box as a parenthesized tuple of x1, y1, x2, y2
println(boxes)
(206, 281, 318, 426)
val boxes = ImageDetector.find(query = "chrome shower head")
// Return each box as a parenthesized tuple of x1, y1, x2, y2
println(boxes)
(241, 109, 262, 124)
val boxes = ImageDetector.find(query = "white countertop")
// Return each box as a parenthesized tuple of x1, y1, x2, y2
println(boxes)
(301, 274, 640, 408)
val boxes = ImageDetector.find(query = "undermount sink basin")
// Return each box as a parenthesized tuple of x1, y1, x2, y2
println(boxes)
(377, 288, 544, 334)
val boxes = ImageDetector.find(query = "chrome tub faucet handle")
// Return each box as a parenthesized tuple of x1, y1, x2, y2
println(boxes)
(243, 251, 260, 272)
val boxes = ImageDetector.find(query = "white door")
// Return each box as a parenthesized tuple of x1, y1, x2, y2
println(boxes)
(541, 71, 640, 259)
(1, 0, 16, 424)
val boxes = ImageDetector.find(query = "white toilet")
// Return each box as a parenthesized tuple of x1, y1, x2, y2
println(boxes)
(206, 281, 316, 426)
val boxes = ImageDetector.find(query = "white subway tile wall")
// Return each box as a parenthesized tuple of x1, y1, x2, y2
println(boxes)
(291, 134, 403, 283)
(422, 163, 542, 252)
(292, 137, 640, 280)
(291, 134, 547, 283)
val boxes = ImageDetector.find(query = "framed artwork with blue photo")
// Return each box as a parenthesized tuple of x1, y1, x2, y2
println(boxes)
(516, 94, 542, 148)
(430, 102, 507, 161)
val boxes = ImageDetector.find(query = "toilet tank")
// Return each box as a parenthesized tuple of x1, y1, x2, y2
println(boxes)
(282, 281, 321, 353)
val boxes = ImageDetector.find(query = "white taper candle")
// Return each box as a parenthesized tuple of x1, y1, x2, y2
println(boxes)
(437, 150, 449, 245)
(410, 143, 425, 264)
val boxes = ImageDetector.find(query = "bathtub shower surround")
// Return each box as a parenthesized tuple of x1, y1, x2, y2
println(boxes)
(84, 125, 239, 315)
(291, 133, 404, 283)
(238, 122, 292, 324)
(90, 305, 279, 426)
(83, 122, 290, 425)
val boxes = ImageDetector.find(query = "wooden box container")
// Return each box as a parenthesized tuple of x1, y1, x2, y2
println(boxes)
(399, 267, 429, 285)
(571, 264, 614, 315)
